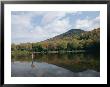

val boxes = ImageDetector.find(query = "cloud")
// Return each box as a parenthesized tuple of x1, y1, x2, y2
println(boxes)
(11, 11, 100, 44)
(29, 17, 71, 42)
(12, 11, 73, 43)
(41, 12, 66, 25)
(75, 15, 100, 31)
(41, 11, 80, 25)
(45, 17, 71, 34)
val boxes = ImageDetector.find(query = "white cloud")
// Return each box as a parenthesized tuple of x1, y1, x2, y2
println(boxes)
(41, 11, 81, 25)
(76, 19, 91, 29)
(12, 11, 73, 43)
(75, 15, 100, 31)
(11, 13, 33, 33)
(45, 17, 71, 33)
(41, 12, 66, 25)
(28, 17, 71, 42)
(11, 11, 100, 44)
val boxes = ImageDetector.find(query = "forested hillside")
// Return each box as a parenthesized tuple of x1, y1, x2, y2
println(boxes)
(11, 28, 100, 53)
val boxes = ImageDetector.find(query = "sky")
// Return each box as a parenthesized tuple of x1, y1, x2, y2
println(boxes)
(11, 11, 100, 44)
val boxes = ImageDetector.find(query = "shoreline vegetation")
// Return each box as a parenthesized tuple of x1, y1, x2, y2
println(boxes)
(11, 28, 100, 56)
(12, 50, 86, 54)
(11, 50, 87, 57)
(11, 50, 99, 60)
(31, 50, 86, 53)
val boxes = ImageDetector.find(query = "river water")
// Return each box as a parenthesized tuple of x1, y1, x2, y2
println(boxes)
(11, 53, 100, 77)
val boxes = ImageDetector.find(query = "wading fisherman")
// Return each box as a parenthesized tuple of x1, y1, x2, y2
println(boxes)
(31, 53, 35, 68)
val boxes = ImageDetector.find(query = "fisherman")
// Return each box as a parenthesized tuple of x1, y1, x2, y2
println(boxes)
(32, 53, 34, 59)
(31, 53, 35, 68)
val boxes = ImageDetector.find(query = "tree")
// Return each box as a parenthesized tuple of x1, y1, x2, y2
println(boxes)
(47, 43, 55, 51)
(11, 43, 17, 51)
(32, 43, 43, 52)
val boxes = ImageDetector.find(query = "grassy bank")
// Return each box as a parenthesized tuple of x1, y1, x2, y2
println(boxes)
(11, 50, 31, 58)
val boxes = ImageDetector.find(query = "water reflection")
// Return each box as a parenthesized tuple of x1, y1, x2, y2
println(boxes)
(11, 53, 100, 77)
(31, 58, 35, 68)
(12, 58, 15, 64)
(12, 53, 100, 72)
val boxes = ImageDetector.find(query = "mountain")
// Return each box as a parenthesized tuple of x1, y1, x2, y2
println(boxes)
(57, 29, 85, 37)
(38, 28, 100, 51)
(44, 29, 85, 42)
(12, 28, 100, 52)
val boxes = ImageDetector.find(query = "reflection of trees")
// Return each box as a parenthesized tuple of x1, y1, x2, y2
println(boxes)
(12, 52, 100, 72)
(11, 52, 16, 64)
(12, 58, 15, 64)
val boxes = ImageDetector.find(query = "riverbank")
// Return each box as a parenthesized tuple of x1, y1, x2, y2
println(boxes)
(11, 50, 86, 54)
(32, 50, 86, 54)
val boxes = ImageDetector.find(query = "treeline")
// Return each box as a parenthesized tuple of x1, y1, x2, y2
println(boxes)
(11, 28, 100, 53)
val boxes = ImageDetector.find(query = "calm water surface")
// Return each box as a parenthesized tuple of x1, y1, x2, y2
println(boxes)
(11, 53, 100, 77)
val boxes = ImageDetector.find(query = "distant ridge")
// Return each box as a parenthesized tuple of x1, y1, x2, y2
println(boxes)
(59, 29, 85, 37)
(44, 29, 85, 42)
